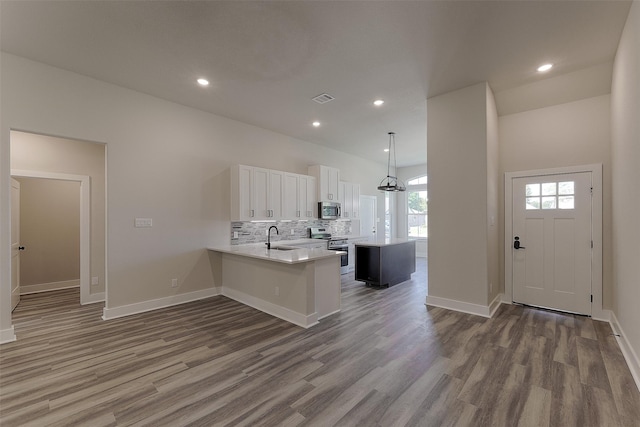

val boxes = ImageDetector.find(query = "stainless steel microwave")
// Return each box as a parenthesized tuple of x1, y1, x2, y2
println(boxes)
(318, 201, 341, 220)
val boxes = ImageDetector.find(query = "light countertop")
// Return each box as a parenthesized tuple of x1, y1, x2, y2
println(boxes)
(354, 238, 417, 247)
(208, 242, 344, 265)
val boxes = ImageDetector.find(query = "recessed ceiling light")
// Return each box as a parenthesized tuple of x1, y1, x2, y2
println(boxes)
(312, 121, 321, 127)
(537, 63, 553, 72)
(384, 148, 389, 152)
(197, 78, 209, 86)
(373, 99, 385, 106)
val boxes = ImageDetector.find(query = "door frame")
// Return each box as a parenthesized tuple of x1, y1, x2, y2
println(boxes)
(359, 195, 377, 239)
(11, 169, 101, 305)
(504, 164, 605, 320)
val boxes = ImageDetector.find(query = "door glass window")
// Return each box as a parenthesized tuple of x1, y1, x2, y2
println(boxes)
(525, 181, 574, 210)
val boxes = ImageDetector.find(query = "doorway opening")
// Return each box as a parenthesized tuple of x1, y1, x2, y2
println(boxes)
(9, 130, 106, 314)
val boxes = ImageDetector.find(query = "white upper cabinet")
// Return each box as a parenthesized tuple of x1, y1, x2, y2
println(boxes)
(232, 165, 315, 221)
(339, 181, 361, 219)
(283, 173, 299, 219)
(308, 165, 340, 202)
(284, 173, 317, 219)
(231, 165, 284, 220)
(302, 175, 317, 219)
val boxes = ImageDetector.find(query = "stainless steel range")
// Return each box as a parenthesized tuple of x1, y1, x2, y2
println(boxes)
(309, 227, 349, 274)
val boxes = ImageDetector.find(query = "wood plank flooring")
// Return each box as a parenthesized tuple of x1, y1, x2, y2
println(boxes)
(1, 258, 639, 426)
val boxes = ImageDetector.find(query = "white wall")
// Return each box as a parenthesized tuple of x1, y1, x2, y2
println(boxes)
(486, 85, 500, 303)
(611, 0, 640, 378)
(499, 95, 612, 307)
(0, 53, 387, 336)
(426, 82, 495, 308)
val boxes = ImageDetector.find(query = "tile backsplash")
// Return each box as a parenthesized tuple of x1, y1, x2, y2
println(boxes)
(231, 220, 352, 245)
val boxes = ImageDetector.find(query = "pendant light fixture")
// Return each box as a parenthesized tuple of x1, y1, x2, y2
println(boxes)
(377, 132, 406, 192)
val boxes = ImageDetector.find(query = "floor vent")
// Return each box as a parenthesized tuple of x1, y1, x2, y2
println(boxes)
(312, 93, 335, 104)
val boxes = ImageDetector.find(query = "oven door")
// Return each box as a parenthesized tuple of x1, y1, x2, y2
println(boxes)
(331, 244, 349, 272)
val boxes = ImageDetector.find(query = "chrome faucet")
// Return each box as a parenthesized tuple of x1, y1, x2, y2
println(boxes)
(266, 226, 279, 249)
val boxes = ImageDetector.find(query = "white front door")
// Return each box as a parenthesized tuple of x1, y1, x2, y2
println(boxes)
(359, 195, 377, 241)
(512, 172, 592, 315)
(10, 178, 21, 311)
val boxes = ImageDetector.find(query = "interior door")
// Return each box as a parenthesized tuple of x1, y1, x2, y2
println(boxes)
(512, 172, 592, 315)
(11, 178, 21, 311)
(359, 195, 377, 241)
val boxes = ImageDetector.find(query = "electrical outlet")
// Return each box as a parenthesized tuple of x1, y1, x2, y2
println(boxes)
(290, 229, 295, 235)
(135, 218, 153, 228)
(233, 231, 239, 239)
(91, 276, 99, 286)
(171, 278, 179, 288)
(274, 286, 280, 296)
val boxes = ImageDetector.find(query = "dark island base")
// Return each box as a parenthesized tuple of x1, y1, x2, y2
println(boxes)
(355, 240, 416, 287)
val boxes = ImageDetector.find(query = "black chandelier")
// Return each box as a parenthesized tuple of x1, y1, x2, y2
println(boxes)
(377, 132, 406, 192)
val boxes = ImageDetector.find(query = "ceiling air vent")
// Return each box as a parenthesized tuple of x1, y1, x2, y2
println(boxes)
(312, 93, 335, 104)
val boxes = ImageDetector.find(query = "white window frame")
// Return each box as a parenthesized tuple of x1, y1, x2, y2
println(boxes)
(407, 176, 428, 240)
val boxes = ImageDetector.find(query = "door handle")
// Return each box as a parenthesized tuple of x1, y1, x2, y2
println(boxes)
(514, 236, 525, 249)
(18, 246, 25, 251)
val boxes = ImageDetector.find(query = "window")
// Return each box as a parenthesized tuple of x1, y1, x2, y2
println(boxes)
(407, 176, 428, 238)
(526, 181, 575, 210)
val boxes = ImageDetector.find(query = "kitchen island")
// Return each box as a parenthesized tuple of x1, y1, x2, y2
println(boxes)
(208, 243, 343, 328)
(355, 238, 416, 287)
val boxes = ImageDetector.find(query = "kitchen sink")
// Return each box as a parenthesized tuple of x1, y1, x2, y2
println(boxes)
(270, 246, 297, 251)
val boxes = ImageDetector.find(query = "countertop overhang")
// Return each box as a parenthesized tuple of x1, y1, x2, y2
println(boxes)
(208, 242, 344, 264)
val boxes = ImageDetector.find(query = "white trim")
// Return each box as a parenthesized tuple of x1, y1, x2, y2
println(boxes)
(504, 164, 603, 318)
(20, 279, 79, 295)
(426, 295, 493, 318)
(489, 293, 503, 317)
(222, 287, 318, 328)
(610, 311, 640, 392)
(11, 169, 93, 305)
(102, 287, 221, 320)
(318, 309, 341, 320)
(0, 327, 17, 344)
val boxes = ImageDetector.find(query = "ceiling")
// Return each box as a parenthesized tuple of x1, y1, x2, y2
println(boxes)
(0, 1, 632, 167)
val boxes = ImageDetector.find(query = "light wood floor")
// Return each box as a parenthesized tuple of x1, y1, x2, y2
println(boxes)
(1, 259, 639, 426)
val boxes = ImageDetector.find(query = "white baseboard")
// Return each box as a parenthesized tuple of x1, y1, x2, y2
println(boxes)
(592, 309, 611, 323)
(489, 294, 503, 317)
(426, 295, 493, 318)
(222, 287, 318, 329)
(609, 311, 640, 392)
(102, 287, 221, 320)
(0, 327, 17, 344)
(318, 308, 341, 320)
(20, 279, 79, 295)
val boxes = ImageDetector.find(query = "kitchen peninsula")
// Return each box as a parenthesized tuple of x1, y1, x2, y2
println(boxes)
(207, 243, 343, 328)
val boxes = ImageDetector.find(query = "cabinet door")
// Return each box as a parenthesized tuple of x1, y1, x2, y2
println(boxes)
(269, 170, 284, 219)
(306, 176, 317, 218)
(237, 165, 254, 220)
(253, 167, 270, 219)
(351, 184, 360, 219)
(343, 182, 353, 218)
(327, 167, 340, 201)
(284, 173, 300, 219)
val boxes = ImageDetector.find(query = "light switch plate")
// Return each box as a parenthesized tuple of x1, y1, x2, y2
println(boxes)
(135, 218, 153, 228)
